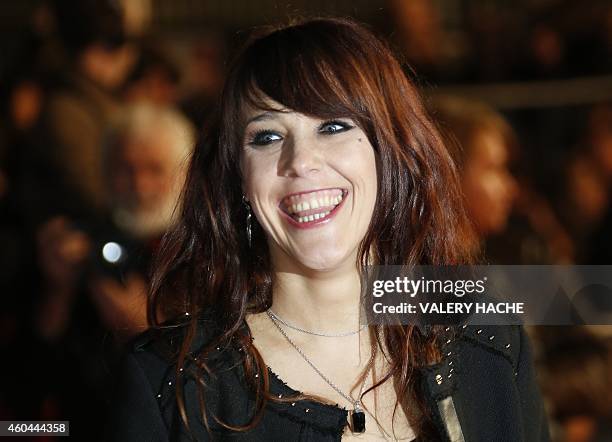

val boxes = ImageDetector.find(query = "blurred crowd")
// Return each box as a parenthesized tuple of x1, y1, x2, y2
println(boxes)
(0, 1, 610, 441)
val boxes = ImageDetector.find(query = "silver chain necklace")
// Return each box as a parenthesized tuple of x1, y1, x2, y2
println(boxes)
(267, 308, 367, 337)
(266, 310, 373, 433)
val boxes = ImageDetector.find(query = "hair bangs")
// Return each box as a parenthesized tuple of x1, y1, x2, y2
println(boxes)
(233, 21, 376, 126)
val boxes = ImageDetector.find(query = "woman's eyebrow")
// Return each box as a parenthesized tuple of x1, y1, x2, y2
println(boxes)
(245, 109, 291, 125)
(246, 112, 274, 124)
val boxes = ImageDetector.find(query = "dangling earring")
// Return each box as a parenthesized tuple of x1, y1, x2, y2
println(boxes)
(243, 195, 252, 247)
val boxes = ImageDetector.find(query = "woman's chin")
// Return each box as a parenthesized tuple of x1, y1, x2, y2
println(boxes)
(290, 248, 356, 273)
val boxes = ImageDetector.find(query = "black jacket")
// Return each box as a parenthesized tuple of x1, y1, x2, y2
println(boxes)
(106, 318, 550, 441)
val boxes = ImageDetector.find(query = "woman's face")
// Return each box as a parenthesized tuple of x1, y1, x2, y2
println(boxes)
(240, 99, 378, 272)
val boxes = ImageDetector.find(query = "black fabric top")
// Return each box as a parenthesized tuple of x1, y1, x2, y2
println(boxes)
(105, 316, 550, 441)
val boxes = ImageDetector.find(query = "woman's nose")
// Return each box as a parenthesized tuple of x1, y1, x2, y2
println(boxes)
(278, 136, 323, 177)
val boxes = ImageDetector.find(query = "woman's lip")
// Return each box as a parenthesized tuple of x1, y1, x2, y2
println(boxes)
(279, 190, 348, 229)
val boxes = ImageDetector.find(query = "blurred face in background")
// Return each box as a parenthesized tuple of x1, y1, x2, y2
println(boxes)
(109, 130, 187, 238)
(462, 128, 517, 236)
(81, 43, 137, 91)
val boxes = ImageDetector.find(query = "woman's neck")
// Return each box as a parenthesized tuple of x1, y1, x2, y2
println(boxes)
(270, 256, 364, 334)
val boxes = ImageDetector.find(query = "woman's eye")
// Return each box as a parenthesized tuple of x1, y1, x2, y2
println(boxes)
(319, 120, 354, 135)
(248, 130, 283, 146)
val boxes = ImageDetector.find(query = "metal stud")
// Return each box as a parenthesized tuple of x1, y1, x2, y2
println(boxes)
(168, 381, 172, 386)
(505, 343, 511, 349)
(447, 351, 452, 357)
(291, 402, 296, 406)
(461, 324, 468, 329)
(435, 374, 443, 385)
(255, 373, 259, 378)
(216, 347, 221, 351)
(179, 368, 184, 372)
(278, 394, 283, 398)
(449, 368, 454, 373)
(157, 393, 162, 399)
(444, 327, 450, 332)
(448, 361, 453, 366)
(184, 312, 190, 316)
(305, 408, 310, 413)
(489, 335, 495, 340)
(476, 329, 482, 334)
(448, 373, 453, 379)
(446, 339, 452, 344)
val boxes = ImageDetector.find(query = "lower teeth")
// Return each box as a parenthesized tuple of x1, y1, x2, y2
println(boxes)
(297, 211, 331, 223)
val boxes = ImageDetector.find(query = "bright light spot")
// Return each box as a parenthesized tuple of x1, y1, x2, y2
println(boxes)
(102, 242, 123, 264)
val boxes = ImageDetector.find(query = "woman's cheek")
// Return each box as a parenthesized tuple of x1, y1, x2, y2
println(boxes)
(242, 155, 274, 195)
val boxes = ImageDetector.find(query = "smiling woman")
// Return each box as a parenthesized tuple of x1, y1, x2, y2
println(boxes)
(107, 18, 550, 442)
(241, 105, 377, 271)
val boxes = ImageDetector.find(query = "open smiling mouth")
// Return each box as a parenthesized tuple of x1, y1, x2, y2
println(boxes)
(279, 188, 348, 227)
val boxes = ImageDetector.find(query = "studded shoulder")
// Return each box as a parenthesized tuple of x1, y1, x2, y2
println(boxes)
(456, 324, 521, 369)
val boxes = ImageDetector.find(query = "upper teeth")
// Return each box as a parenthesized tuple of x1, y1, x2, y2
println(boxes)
(288, 194, 343, 214)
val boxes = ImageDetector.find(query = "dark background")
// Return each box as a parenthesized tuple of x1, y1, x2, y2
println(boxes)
(0, 1, 611, 441)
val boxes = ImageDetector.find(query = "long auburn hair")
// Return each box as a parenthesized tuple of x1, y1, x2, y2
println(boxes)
(149, 17, 476, 440)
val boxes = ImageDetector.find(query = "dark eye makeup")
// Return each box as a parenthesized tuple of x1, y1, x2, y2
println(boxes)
(318, 120, 355, 135)
(245, 119, 355, 147)
(247, 130, 283, 146)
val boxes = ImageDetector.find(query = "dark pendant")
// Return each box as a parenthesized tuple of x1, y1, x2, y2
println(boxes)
(351, 409, 366, 433)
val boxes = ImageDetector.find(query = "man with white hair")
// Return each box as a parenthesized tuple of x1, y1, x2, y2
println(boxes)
(105, 103, 194, 239)
(37, 102, 195, 342)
